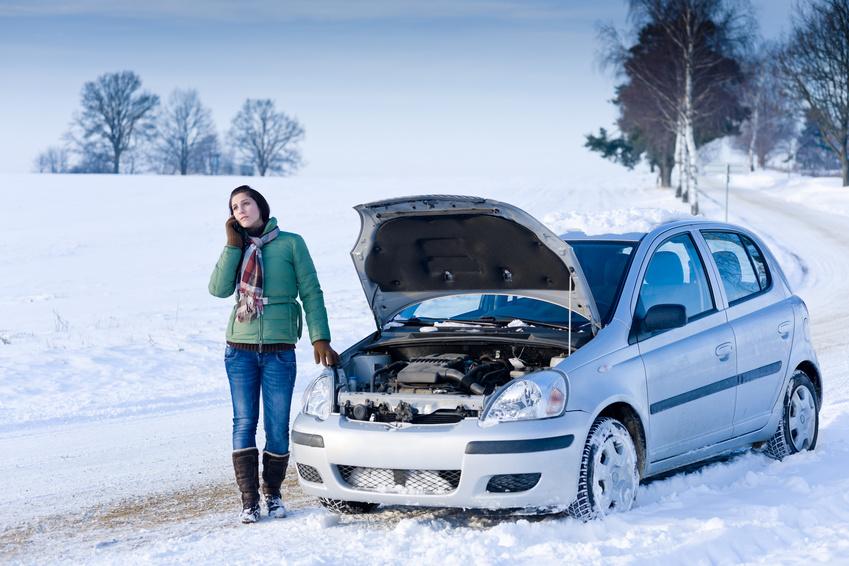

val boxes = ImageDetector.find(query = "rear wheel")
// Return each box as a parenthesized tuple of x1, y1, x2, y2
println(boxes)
(567, 417, 639, 521)
(318, 498, 379, 515)
(764, 370, 819, 460)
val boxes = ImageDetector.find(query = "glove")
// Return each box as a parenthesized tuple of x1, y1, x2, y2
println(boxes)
(225, 216, 243, 248)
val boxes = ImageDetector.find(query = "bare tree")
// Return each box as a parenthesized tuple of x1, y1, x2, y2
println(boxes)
(779, 0, 849, 186)
(735, 48, 797, 171)
(796, 109, 842, 174)
(229, 99, 304, 176)
(197, 136, 225, 175)
(68, 71, 159, 174)
(156, 89, 219, 175)
(34, 146, 69, 173)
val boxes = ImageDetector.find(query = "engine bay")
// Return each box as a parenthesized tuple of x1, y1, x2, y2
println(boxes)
(336, 343, 568, 424)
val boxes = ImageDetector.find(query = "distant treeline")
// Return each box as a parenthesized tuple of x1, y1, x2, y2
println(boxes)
(587, 0, 849, 213)
(35, 71, 303, 177)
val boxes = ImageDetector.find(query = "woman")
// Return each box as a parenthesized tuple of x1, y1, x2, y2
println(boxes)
(209, 185, 338, 523)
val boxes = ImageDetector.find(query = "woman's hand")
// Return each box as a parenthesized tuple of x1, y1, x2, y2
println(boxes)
(225, 216, 243, 247)
(313, 340, 339, 367)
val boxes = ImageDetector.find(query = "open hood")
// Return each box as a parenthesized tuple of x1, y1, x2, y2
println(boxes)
(350, 195, 600, 332)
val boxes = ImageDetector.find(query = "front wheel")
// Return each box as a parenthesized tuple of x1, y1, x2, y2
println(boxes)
(567, 417, 639, 521)
(318, 498, 379, 515)
(763, 370, 819, 460)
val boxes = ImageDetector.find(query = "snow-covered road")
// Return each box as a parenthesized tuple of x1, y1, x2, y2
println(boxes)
(2, 169, 849, 564)
(700, 173, 849, 413)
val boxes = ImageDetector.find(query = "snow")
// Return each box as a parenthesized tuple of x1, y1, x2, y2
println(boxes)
(709, 167, 849, 219)
(543, 206, 689, 237)
(2, 162, 849, 564)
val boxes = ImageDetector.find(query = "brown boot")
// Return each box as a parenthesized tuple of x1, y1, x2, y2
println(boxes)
(232, 447, 260, 523)
(261, 451, 289, 518)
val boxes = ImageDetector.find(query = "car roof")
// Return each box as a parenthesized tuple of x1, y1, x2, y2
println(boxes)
(560, 218, 747, 244)
(561, 231, 645, 243)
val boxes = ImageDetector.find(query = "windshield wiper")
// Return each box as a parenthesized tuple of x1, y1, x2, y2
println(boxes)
(443, 317, 502, 327)
(386, 317, 434, 327)
(469, 315, 572, 331)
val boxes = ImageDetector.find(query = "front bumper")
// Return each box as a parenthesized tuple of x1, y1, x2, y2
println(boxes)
(291, 411, 588, 509)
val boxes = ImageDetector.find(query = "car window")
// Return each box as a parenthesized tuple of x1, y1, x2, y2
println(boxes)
(637, 233, 715, 324)
(395, 293, 588, 325)
(568, 241, 635, 323)
(410, 295, 483, 319)
(702, 231, 770, 305)
(741, 235, 771, 290)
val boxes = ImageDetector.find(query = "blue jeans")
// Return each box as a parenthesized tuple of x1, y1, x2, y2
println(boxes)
(224, 346, 297, 455)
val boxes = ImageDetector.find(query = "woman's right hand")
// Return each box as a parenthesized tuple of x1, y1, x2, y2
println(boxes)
(225, 216, 243, 247)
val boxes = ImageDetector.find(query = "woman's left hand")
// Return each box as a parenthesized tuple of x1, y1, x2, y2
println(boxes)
(313, 340, 339, 367)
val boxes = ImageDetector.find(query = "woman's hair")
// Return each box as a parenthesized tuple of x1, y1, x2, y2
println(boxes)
(229, 185, 270, 223)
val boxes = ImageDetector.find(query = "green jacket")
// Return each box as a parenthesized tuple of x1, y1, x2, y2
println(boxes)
(209, 217, 331, 345)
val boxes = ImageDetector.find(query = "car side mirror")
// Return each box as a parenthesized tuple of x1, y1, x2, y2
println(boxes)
(642, 304, 687, 333)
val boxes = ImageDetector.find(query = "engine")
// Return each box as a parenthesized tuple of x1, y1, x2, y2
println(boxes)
(338, 347, 563, 424)
(377, 353, 512, 395)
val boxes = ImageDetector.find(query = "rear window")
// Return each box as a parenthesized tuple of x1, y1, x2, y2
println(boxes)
(568, 241, 635, 322)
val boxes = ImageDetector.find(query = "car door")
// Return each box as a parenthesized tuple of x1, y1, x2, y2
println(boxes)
(701, 230, 794, 436)
(636, 231, 737, 462)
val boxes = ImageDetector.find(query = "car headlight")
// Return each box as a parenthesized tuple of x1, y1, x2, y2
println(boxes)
(302, 370, 333, 420)
(479, 370, 568, 426)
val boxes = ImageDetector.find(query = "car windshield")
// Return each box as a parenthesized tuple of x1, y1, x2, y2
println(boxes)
(392, 294, 588, 328)
(567, 240, 636, 322)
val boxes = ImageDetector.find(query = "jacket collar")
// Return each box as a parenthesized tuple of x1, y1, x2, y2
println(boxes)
(262, 217, 278, 235)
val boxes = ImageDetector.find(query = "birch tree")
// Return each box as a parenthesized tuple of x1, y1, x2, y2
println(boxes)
(628, 0, 753, 214)
(593, 2, 748, 205)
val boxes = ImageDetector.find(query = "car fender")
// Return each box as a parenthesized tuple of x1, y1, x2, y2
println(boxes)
(561, 343, 650, 444)
(783, 296, 822, 405)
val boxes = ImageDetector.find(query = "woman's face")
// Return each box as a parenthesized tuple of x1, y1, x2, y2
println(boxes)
(230, 193, 263, 230)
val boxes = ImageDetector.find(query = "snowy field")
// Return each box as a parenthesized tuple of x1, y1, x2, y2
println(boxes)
(2, 160, 849, 564)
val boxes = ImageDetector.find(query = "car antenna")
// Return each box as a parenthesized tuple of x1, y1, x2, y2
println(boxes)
(568, 273, 572, 355)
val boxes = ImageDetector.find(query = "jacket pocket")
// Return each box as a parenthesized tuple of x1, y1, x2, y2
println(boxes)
(228, 307, 259, 342)
(262, 302, 298, 342)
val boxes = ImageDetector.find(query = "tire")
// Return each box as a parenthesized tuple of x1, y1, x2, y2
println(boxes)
(567, 417, 639, 521)
(763, 370, 819, 460)
(318, 498, 379, 515)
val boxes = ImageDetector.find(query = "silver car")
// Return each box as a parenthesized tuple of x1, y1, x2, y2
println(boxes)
(292, 195, 821, 519)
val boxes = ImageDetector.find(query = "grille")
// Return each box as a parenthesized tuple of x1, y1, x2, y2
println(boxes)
(411, 411, 467, 424)
(297, 463, 323, 484)
(486, 473, 541, 493)
(337, 465, 461, 494)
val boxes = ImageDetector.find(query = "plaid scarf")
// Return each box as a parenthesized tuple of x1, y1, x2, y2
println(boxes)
(236, 227, 280, 322)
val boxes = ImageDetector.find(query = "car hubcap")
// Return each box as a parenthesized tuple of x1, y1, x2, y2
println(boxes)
(591, 425, 638, 515)
(788, 385, 816, 451)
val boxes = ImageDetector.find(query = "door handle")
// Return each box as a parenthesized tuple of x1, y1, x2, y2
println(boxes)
(715, 342, 734, 361)
(778, 321, 792, 339)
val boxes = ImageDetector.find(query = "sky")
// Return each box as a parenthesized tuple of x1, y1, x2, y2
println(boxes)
(0, 0, 795, 178)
